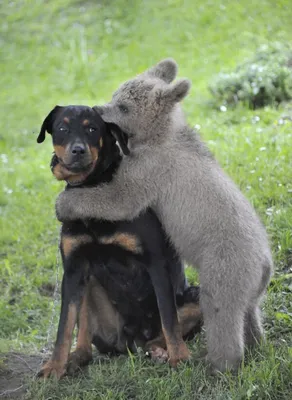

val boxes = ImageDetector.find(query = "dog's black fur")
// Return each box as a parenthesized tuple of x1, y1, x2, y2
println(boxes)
(37, 105, 201, 378)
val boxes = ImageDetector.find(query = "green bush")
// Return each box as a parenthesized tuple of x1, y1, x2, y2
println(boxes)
(209, 43, 292, 109)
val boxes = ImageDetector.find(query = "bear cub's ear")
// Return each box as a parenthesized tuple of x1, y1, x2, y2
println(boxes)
(143, 58, 178, 83)
(160, 79, 191, 104)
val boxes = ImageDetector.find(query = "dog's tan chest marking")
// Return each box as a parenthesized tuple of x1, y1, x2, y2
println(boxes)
(99, 233, 142, 254)
(61, 235, 93, 258)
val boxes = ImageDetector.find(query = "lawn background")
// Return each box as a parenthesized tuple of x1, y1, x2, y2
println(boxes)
(0, 0, 291, 399)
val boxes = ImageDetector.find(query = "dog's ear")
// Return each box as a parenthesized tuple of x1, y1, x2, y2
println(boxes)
(108, 123, 130, 156)
(92, 107, 130, 155)
(37, 106, 63, 143)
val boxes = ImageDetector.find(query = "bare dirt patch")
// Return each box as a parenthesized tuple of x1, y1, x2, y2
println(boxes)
(0, 352, 45, 399)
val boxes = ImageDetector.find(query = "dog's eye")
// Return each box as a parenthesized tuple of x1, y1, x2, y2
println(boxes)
(89, 127, 96, 133)
(118, 104, 129, 114)
(59, 127, 67, 132)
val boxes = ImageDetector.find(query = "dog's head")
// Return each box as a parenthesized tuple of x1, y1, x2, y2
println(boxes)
(37, 105, 129, 185)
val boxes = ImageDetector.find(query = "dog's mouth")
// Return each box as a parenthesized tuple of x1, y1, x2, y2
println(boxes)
(60, 159, 94, 174)
(52, 157, 98, 186)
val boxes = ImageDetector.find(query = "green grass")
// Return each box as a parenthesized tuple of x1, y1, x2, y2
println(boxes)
(0, 0, 292, 398)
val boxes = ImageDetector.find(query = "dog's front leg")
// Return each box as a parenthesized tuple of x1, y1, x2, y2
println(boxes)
(66, 282, 93, 376)
(38, 239, 89, 379)
(145, 261, 191, 367)
(37, 274, 79, 379)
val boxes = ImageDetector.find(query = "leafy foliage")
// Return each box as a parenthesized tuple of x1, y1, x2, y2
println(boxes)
(209, 43, 292, 109)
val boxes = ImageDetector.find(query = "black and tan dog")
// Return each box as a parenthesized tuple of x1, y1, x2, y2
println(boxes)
(37, 105, 202, 378)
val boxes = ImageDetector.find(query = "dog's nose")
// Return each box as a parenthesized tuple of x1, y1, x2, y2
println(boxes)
(71, 144, 85, 155)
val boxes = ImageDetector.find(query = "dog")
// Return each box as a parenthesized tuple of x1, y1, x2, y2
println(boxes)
(37, 105, 202, 378)
(55, 60, 273, 373)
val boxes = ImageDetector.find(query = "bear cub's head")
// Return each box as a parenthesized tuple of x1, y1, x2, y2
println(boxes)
(95, 59, 191, 146)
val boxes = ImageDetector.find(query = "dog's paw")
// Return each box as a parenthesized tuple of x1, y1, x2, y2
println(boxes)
(37, 359, 66, 380)
(66, 349, 93, 376)
(168, 342, 191, 368)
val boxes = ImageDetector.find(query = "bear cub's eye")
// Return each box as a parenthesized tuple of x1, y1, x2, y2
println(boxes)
(89, 127, 96, 133)
(59, 127, 67, 132)
(118, 104, 129, 114)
